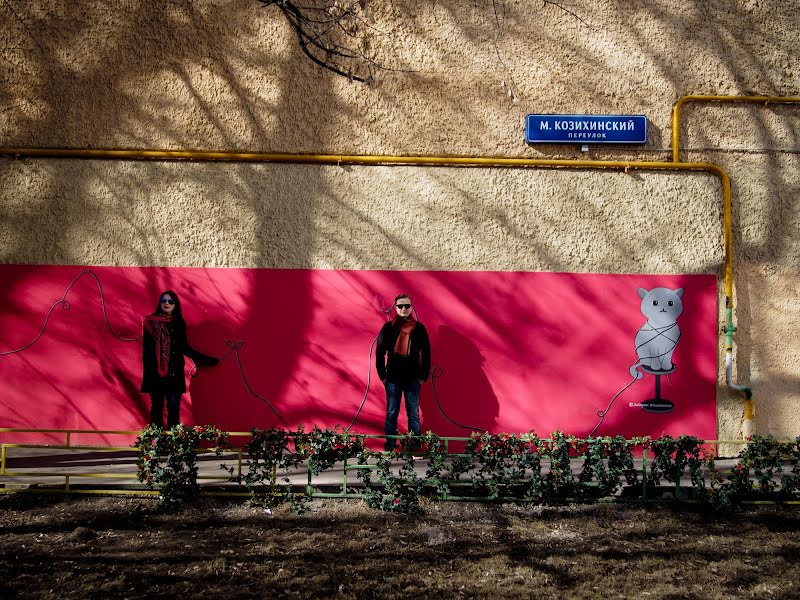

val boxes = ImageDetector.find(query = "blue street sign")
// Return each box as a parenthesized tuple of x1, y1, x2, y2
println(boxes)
(525, 114, 648, 144)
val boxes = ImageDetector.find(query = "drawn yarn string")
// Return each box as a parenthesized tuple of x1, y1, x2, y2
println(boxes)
(218, 339, 289, 430)
(635, 321, 680, 355)
(347, 300, 487, 434)
(186, 338, 241, 377)
(633, 321, 680, 384)
(3, 271, 482, 435)
(0, 269, 289, 428)
(0, 269, 142, 356)
(589, 375, 638, 437)
(346, 302, 392, 431)
(429, 366, 487, 433)
(345, 334, 380, 432)
(590, 324, 681, 437)
(415, 301, 486, 433)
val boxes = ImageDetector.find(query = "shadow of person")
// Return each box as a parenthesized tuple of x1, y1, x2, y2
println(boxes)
(424, 325, 499, 438)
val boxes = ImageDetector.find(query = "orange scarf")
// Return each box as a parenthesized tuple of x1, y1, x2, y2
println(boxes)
(143, 315, 173, 377)
(392, 314, 417, 357)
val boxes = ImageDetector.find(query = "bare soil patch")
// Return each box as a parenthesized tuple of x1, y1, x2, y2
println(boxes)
(1, 495, 799, 599)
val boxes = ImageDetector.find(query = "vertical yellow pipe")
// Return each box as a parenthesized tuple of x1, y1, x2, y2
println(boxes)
(672, 94, 800, 436)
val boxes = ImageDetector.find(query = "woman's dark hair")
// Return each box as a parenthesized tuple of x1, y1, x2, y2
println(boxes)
(155, 290, 184, 322)
(394, 293, 412, 304)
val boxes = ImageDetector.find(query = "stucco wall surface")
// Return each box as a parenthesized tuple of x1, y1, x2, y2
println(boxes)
(0, 0, 798, 439)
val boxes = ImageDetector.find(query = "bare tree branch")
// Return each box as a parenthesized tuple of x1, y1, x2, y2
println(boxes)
(542, 0, 597, 31)
(489, 0, 521, 103)
(259, 0, 594, 84)
(260, 0, 413, 83)
(1, 0, 46, 53)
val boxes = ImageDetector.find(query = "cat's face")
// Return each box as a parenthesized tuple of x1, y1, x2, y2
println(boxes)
(638, 287, 684, 325)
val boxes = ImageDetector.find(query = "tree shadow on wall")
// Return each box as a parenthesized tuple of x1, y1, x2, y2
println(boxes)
(0, 1, 341, 436)
(2, 0, 797, 439)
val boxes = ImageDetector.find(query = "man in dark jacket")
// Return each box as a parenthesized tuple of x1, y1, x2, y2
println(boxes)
(376, 293, 431, 451)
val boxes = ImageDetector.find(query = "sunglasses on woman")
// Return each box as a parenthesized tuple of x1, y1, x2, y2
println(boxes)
(160, 298, 175, 305)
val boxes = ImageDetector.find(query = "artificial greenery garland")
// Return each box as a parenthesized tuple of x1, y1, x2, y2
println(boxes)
(135, 427, 800, 512)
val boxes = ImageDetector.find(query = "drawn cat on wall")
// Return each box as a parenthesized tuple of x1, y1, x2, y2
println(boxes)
(629, 287, 683, 379)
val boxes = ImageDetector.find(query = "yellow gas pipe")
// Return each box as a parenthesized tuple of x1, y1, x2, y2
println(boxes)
(0, 145, 736, 428)
(672, 94, 800, 436)
(3, 93, 799, 440)
(0, 154, 733, 292)
(672, 94, 800, 164)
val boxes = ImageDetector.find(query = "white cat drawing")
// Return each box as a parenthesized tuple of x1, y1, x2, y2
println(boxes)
(629, 287, 683, 379)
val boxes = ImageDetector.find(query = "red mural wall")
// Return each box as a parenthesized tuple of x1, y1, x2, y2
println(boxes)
(0, 265, 717, 443)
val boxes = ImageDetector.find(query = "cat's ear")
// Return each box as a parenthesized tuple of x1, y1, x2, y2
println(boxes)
(638, 287, 648, 299)
(675, 288, 684, 298)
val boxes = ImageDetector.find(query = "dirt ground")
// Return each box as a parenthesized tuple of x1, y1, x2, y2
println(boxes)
(0, 495, 799, 599)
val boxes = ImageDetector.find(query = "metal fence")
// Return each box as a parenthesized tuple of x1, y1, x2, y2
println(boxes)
(2, 427, 798, 505)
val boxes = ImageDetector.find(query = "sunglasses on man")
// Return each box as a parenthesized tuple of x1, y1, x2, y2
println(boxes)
(396, 303, 412, 309)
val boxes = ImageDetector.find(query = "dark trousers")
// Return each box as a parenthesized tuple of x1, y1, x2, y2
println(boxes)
(149, 391, 182, 429)
(384, 380, 421, 450)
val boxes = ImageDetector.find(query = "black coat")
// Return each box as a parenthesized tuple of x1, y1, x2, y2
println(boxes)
(140, 319, 218, 394)
(376, 321, 431, 384)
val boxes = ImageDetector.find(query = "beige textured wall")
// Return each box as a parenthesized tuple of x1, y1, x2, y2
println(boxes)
(1, 0, 798, 439)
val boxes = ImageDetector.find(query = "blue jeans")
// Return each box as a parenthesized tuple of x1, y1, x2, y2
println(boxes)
(384, 380, 421, 450)
(150, 391, 182, 429)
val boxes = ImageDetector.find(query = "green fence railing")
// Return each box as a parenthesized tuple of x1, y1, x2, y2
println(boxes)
(2, 428, 799, 507)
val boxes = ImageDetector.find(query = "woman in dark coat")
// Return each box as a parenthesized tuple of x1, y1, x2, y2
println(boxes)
(140, 290, 218, 429)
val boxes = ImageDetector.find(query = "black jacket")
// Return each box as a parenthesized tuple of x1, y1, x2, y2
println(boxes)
(140, 320, 217, 394)
(376, 321, 431, 384)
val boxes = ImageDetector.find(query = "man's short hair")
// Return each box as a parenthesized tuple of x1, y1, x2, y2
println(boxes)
(394, 293, 412, 304)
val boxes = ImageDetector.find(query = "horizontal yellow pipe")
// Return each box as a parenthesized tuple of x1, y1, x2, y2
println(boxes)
(672, 95, 800, 163)
(0, 147, 738, 424)
(0, 471, 237, 479)
(1, 444, 136, 451)
(0, 427, 139, 435)
(0, 488, 250, 497)
(2, 471, 138, 478)
(0, 444, 235, 453)
(0, 148, 732, 292)
(0, 488, 160, 496)
(0, 146, 723, 171)
(0, 151, 736, 287)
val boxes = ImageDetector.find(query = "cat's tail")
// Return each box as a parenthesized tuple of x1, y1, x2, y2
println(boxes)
(629, 361, 644, 380)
